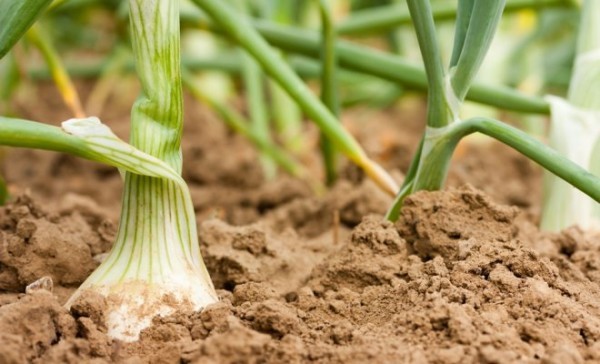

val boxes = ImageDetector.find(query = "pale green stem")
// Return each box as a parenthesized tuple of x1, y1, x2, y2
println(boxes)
(337, 0, 570, 36)
(266, 1, 304, 153)
(68, 0, 217, 341)
(406, 0, 450, 128)
(541, 0, 600, 231)
(26, 24, 85, 118)
(387, 117, 600, 221)
(317, 0, 339, 185)
(450, 0, 507, 102)
(241, 52, 277, 179)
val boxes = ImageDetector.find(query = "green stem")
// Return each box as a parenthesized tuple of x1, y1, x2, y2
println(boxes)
(386, 117, 600, 220)
(449, 0, 474, 68)
(0, 116, 185, 182)
(337, 0, 571, 36)
(240, 20, 551, 114)
(0, 117, 94, 157)
(269, 71, 304, 151)
(406, 0, 449, 127)
(0, 0, 53, 59)
(68, 0, 217, 341)
(29, 55, 243, 79)
(450, 0, 506, 102)
(265, 1, 304, 153)
(26, 24, 85, 117)
(239, 0, 276, 179)
(463, 117, 600, 202)
(317, 0, 339, 185)
(241, 49, 277, 179)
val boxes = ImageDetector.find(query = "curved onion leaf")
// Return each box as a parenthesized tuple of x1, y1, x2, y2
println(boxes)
(0, 0, 53, 59)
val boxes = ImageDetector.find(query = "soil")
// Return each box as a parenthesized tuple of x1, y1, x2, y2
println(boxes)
(3, 81, 597, 363)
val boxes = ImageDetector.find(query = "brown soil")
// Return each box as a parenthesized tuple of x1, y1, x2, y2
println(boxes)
(4, 81, 594, 363)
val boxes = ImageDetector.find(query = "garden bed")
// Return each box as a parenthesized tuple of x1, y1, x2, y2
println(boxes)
(1, 85, 598, 363)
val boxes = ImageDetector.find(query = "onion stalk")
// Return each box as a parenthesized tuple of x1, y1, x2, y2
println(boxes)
(541, 0, 600, 231)
(0, 0, 53, 59)
(265, 0, 304, 153)
(25, 23, 85, 118)
(386, 0, 600, 221)
(63, 0, 218, 341)
(238, 1, 277, 180)
(316, 0, 340, 185)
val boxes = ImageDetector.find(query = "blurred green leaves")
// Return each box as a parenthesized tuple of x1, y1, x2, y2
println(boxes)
(0, 0, 53, 59)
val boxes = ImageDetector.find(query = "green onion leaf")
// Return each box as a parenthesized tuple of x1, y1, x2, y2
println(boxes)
(0, 0, 53, 59)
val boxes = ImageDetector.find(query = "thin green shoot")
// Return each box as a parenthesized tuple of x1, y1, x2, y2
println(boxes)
(265, 0, 304, 153)
(336, 0, 573, 37)
(26, 23, 85, 118)
(182, 12, 551, 115)
(85, 45, 129, 116)
(316, 0, 340, 185)
(241, 50, 277, 179)
(387, 0, 600, 223)
(239, 1, 277, 180)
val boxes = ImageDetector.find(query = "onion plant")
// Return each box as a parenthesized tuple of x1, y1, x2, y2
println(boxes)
(541, 0, 600, 231)
(385, 0, 600, 221)
(316, 0, 340, 185)
(337, 0, 574, 37)
(187, 10, 551, 115)
(265, 1, 304, 154)
(1, 0, 218, 341)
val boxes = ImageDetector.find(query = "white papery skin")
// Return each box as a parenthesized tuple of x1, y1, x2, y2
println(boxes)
(541, 97, 600, 231)
(541, 0, 600, 232)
